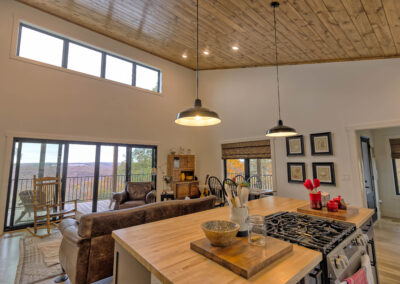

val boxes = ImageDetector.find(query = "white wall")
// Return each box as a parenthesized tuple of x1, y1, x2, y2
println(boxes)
(199, 58, 400, 208)
(0, 0, 215, 233)
(370, 127, 400, 218)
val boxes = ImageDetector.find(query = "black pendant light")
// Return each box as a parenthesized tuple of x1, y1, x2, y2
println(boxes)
(266, 2, 297, 137)
(175, 0, 221, 126)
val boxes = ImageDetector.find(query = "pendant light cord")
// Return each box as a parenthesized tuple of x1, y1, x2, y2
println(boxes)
(272, 3, 281, 121)
(196, 0, 199, 100)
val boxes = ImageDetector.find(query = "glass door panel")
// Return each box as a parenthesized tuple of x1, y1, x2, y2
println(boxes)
(65, 144, 96, 214)
(98, 145, 114, 212)
(7, 141, 65, 228)
(131, 147, 152, 182)
(249, 159, 273, 189)
(225, 159, 245, 180)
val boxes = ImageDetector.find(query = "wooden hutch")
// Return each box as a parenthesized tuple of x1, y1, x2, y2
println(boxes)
(167, 154, 199, 199)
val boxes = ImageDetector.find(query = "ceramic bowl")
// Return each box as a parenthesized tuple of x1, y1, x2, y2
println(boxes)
(201, 220, 240, 247)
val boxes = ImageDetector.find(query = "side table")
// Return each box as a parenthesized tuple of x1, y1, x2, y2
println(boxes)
(161, 193, 175, 201)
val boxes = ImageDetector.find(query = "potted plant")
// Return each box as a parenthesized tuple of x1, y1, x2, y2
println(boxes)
(303, 179, 322, 210)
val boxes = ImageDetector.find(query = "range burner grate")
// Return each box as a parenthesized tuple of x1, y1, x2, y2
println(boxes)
(264, 211, 356, 254)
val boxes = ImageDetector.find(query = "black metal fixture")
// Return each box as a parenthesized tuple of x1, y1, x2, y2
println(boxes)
(175, 0, 221, 126)
(266, 1, 297, 137)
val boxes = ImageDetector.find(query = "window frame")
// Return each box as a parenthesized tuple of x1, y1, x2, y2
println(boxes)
(16, 23, 162, 93)
(4, 136, 158, 232)
(392, 158, 400, 195)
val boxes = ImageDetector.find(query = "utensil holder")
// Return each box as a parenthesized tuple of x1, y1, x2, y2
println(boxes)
(230, 207, 249, 237)
(309, 192, 322, 210)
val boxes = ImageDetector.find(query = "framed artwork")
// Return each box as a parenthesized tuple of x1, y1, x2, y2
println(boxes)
(312, 162, 335, 185)
(310, 132, 333, 155)
(287, 163, 306, 183)
(286, 135, 304, 156)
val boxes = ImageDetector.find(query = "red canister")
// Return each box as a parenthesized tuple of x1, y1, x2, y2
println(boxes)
(309, 192, 322, 210)
(327, 200, 339, 212)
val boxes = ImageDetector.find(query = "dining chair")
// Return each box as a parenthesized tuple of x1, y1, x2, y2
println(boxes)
(223, 178, 237, 196)
(234, 174, 245, 184)
(248, 175, 263, 189)
(208, 176, 225, 207)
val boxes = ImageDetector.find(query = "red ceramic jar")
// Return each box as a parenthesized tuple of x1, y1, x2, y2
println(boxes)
(309, 192, 322, 210)
(327, 201, 339, 212)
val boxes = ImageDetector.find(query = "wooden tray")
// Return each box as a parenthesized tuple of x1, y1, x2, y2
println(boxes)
(297, 205, 359, 221)
(190, 237, 293, 279)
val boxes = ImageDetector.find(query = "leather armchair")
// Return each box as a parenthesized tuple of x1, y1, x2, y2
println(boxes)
(112, 181, 156, 210)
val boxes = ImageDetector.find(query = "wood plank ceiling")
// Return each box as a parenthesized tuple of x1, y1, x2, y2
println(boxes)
(17, 0, 400, 70)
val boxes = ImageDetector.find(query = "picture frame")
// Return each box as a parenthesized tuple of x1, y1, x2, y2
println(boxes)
(312, 162, 335, 186)
(310, 132, 333, 155)
(287, 162, 306, 183)
(286, 135, 304, 156)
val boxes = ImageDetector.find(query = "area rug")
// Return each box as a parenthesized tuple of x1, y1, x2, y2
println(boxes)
(14, 231, 64, 284)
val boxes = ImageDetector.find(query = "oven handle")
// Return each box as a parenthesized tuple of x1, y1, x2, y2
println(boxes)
(309, 268, 322, 283)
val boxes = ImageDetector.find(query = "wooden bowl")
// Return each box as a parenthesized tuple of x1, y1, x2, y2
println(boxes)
(201, 220, 240, 247)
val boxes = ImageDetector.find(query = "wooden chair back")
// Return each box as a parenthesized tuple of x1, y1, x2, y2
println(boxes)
(208, 176, 225, 206)
(234, 174, 245, 184)
(223, 178, 237, 196)
(33, 176, 62, 211)
(248, 175, 262, 189)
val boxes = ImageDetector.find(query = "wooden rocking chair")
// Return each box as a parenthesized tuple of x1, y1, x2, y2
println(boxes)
(27, 176, 77, 237)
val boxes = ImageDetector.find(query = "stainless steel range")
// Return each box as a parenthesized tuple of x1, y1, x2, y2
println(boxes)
(264, 212, 377, 283)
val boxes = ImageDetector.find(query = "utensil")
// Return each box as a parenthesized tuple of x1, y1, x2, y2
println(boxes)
(240, 187, 249, 207)
(237, 184, 242, 201)
(224, 184, 233, 207)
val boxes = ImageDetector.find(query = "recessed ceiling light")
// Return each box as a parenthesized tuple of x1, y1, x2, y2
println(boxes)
(232, 46, 239, 51)
(182, 54, 188, 58)
(203, 51, 209, 55)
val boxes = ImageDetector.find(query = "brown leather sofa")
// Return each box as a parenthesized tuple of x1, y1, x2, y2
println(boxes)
(58, 196, 216, 284)
(112, 181, 156, 210)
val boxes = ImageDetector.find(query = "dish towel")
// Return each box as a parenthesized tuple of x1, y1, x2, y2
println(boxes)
(361, 253, 375, 284)
(345, 268, 368, 284)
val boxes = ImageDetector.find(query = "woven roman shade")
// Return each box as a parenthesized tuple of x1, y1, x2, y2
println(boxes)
(221, 140, 271, 159)
(390, 139, 400, 158)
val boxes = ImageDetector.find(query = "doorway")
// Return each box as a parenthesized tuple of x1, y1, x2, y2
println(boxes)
(4, 137, 157, 231)
(360, 137, 378, 221)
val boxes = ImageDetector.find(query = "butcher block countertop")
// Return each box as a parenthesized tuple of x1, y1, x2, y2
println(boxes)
(112, 196, 374, 284)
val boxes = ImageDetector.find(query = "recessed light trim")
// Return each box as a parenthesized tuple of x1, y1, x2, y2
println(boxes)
(182, 54, 188, 58)
(232, 46, 239, 50)
(203, 51, 209, 55)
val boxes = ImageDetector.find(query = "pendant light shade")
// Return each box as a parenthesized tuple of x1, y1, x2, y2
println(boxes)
(265, 2, 297, 137)
(266, 120, 297, 137)
(175, 0, 221, 127)
(175, 99, 221, 126)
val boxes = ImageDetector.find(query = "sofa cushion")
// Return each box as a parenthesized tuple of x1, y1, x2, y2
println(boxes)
(126, 182, 152, 200)
(119, 200, 145, 209)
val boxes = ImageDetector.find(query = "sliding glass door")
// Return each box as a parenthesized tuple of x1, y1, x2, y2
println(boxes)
(4, 138, 157, 231)
(5, 140, 65, 229)
(224, 158, 273, 190)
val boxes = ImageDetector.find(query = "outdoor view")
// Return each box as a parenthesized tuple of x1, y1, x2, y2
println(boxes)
(225, 158, 273, 189)
(6, 141, 155, 229)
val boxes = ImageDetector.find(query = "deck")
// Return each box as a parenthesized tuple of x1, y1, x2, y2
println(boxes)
(8, 199, 112, 227)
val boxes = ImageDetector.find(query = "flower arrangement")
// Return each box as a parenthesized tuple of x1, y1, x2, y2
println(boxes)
(303, 178, 322, 210)
(303, 178, 320, 194)
(240, 181, 250, 188)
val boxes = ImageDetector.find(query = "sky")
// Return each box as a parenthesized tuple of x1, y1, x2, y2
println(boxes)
(19, 26, 159, 91)
(16, 143, 127, 163)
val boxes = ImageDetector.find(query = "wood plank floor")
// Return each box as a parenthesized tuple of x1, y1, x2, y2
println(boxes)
(0, 217, 399, 283)
(374, 217, 400, 284)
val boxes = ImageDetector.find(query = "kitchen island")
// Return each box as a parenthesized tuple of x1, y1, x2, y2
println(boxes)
(112, 196, 374, 284)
